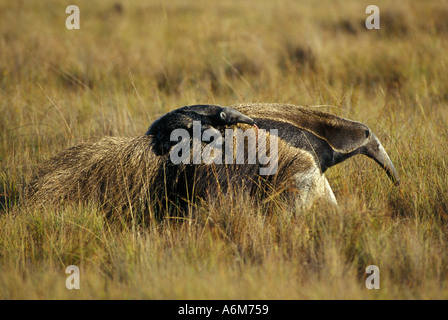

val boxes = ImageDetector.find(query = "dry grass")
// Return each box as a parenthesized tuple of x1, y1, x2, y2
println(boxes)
(1, 0, 448, 299)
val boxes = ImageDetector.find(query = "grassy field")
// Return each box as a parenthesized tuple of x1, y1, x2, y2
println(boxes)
(1, 0, 448, 299)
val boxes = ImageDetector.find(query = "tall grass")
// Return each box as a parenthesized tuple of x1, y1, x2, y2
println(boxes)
(0, 0, 447, 299)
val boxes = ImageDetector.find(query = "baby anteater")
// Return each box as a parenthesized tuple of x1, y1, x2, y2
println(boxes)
(146, 104, 256, 155)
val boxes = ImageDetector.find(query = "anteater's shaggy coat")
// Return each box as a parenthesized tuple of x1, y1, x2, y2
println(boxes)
(26, 128, 312, 219)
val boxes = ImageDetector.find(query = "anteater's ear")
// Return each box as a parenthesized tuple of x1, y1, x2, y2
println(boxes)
(220, 111, 227, 120)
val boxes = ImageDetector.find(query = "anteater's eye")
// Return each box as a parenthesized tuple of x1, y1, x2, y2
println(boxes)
(220, 112, 226, 120)
(365, 129, 370, 138)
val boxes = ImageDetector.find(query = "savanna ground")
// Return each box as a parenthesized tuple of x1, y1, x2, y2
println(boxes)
(0, 0, 448, 299)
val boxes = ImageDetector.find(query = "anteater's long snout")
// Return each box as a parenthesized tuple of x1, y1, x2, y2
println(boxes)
(364, 133, 400, 185)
